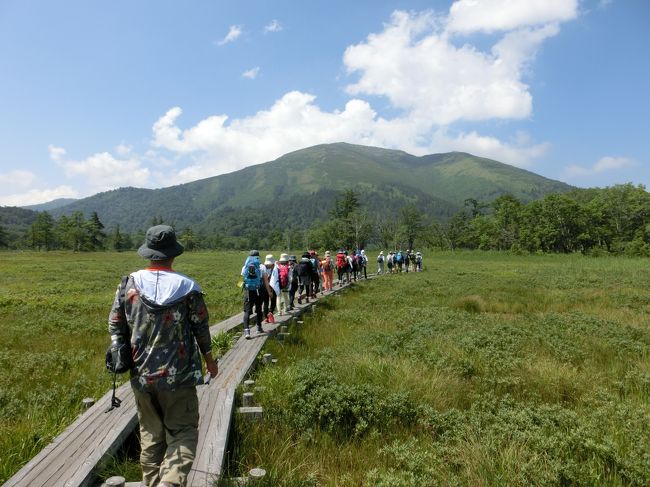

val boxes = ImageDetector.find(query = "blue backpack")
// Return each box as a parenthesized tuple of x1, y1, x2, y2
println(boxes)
(396, 252, 403, 263)
(243, 256, 261, 290)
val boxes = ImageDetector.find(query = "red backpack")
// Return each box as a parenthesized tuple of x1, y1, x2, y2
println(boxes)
(278, 263, 289, 289)
(336, 253, 346, 269)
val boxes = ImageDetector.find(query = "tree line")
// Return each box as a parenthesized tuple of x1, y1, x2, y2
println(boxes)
(2, 183, 649, 256)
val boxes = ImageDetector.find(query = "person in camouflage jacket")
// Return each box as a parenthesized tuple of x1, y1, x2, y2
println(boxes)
(108, 225, 218, 487)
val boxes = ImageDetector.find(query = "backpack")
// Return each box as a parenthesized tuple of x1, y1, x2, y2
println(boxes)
(336, 253, 346, 269)
(243, 257, 261, 290)
(396, 252, 403, 263)
(377, 255, 384, 263)
(278, 263, 289, 289)
(322, 257, 332, 271)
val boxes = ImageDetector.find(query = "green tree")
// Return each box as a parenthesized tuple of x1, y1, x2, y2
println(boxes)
(492, 194, 522, 250)
(29, 212, 55, 250)
(179, 227, 197, 251)
(84, 211, 106, 250)
(400, 203, 424, 250)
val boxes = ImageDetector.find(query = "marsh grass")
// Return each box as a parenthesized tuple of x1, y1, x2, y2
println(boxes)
(0, 249, 273, 483)
(227, 252, 650, 486)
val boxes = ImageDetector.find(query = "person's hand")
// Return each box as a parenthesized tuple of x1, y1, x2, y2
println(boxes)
(205, 354, 219, 378)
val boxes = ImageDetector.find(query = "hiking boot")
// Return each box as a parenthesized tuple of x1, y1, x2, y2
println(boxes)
(257, 326, 264, 334)
(297, 297, 302, 304)
(244, 328, 251, 340)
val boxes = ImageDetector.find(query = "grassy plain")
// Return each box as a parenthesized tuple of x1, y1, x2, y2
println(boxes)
(0, 250, 249, 483)
(227, 252, 650, 486)
(2, 251, 650, 486)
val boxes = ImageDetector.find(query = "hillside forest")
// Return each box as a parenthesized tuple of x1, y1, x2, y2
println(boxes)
(1, 183, 650, 257)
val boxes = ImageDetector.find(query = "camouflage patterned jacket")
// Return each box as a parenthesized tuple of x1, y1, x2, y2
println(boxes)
(108, 269, 212, 391)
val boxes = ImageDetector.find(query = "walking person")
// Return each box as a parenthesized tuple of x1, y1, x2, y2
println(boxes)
(107, 225, 218, 487)
(241, 250, 270, 338)
(288, 255, 299, 309)
(359, 249, 368, 279)
(262, 254, 277, 323)
(275, 253, 292, 315)
(297, 251, 313, 304)
(377, 251, 385, 275)
(321, 250, 334, 291)
(335, 249, 347, 286)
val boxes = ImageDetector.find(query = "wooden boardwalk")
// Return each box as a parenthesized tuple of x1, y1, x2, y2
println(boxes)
(4, 281, 356, 487)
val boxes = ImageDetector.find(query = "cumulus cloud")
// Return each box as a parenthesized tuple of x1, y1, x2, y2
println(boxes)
(264, 19, 282, 33)
(242, 66, 260, 79)
(50, 145, 150, 192)
(565, 156, 637, 178)
(217, 25, 242, 46)
(343, 8, 572, 125)
(447, 0, 578, 34)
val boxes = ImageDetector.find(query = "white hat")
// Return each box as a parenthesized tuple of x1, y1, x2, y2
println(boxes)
(264, 254, 275, 265)
(361, 249, 365, 254)
(279, 253, 289, 263)
(380, 251, 384, 255)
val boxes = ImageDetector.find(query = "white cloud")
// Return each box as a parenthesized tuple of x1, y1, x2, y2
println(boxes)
(565, 156, 637, 178)
(217, 25, 242, 46)
(343, 9, 553, 125)
(264, 19, 282, 33)
(447, 0, 578, 34)
(242, 66, 260, 79)
(51, 147, 151, 192)
(0, 169, 36, 188)
(116, 143, 132, 156)
(0, 186, 78, 207)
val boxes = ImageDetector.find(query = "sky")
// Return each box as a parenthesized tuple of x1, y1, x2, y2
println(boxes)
(0, 0, 648, 207)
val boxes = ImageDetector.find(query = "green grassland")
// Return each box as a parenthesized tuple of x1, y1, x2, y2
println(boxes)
(2, 251, 650, 486)
(228, 253, 650, 486)
(0, 250, 249, 483)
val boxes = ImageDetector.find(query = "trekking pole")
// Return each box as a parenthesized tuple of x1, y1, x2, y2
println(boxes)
(105, 369, 122, 413)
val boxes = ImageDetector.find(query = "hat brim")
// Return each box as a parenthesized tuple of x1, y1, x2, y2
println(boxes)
(138, 242, 184, 260)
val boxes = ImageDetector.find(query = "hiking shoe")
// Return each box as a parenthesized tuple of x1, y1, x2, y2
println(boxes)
(257, 326, 264, 334)
(244, 328, 251, 340)
(297, 297, 302, 304)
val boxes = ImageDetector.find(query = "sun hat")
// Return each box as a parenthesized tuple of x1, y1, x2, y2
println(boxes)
(302, 251, 311, 259)
(380, 251, 384, 255)
(249, 249, 260, 256)
(289, 255, 297, 262)
(361, 249, 365, 255)
(264, 254, 275, 266)
(279, 253, 289, 263)
(138, 225, 184, 260)
(325, 250, 331, 256)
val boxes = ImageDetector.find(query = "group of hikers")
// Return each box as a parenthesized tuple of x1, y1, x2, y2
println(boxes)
(239, 247, 423, 339)
(107, 224, 424, 486)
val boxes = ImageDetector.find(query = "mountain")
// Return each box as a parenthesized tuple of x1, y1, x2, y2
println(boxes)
(45, 142, 573, 234)
(24, 198, 78, 212)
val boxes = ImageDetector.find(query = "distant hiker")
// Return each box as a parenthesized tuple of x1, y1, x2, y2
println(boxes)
(359, 249, 368, 279)
(387, 251, 394, 274)
(347, 251, 357, 281)
(404, 250, 410, 273)
(108, 225, 218, 487)
(309, 250, 321, 297)
(377, 251, 385, 275)
(288, 255, 299, 309)
(335, 249, 347, 285)
(297, 251, 313, 304)
(262, 254, 277, 324)
(395, 250, 404, 272)
(321, 250, 334, 291)
(241, 249, 269, 339)
(275, 253, 292, 314)
(415, 251, 423, 272)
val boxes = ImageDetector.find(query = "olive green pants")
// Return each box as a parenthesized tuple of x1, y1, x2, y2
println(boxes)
(132, 386, 199, 487)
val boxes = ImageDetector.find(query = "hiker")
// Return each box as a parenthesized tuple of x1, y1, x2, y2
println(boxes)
(288, 254, 299, 309)
(347, 251, 357, 281)
(309, 250, 321, 297)
(404, 250, 410, 273)
(359, 249, 368, 279)
(321, 250, 334, 291)
(107, 225, 218, 487)
(415, 251, 423, 271)
(335, 249, 347, 285)
(241, 250, 270, 339)
(377, 251, 385, 275)
(262, 254, 277, 324)
(275, 253, 292, 314)
(387, 251, 394, 274)
(297, 251, 313, 304)
(395, 250, 404, 272)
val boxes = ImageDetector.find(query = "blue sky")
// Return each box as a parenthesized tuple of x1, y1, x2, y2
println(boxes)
(0, 0, 648, 206)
